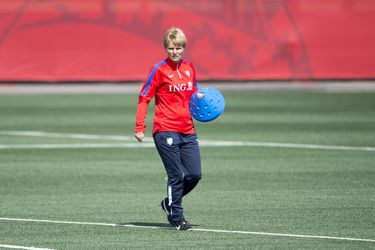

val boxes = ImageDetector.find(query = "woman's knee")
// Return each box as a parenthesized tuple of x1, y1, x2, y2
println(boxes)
(185, 173, 201, 182)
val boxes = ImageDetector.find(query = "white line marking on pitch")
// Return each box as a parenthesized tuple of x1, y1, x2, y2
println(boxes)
(0, 217, 374, 243)
(1, 130, 375, 152)
(0, 143, 155, 149)
(0, 244, 55, 250)
(1, 142, 374, 152)
(0, 130, 147, 142)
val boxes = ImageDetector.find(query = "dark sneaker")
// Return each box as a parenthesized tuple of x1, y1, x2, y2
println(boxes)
(160, 198, 174, 224)
(170, 219, 191, 231)
(160, 198, 171, 216)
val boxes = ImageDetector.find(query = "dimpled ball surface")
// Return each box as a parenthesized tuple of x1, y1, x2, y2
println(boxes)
(190, 87, 225, 122)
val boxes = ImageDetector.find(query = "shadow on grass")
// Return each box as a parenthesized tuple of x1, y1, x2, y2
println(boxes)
(116, 222, 199, 228)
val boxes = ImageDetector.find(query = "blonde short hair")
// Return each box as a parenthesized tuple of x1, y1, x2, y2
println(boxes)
(163, 27, 187, 49)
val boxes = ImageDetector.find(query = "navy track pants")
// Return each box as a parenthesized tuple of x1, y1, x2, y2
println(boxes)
(153, 132, 201, 221)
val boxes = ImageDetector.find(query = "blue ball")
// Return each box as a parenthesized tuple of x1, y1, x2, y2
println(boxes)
(190, 87, 225, 122)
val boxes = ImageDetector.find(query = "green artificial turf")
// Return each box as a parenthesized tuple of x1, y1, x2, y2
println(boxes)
(0, 90, 374, 249)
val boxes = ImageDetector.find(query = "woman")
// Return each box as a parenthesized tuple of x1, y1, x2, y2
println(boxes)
(134, 27, 202, 230)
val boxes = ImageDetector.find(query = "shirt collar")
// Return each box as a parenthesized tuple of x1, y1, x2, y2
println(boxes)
(165, 57, 183, 69)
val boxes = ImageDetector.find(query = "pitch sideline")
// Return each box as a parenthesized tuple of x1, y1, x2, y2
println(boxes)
(0, 217, 374, 244)
(0, 244, 54, 250)
(0, 130, 375, 152)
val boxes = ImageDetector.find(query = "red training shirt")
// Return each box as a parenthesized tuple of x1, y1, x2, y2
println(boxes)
(135, 58, 199, 134)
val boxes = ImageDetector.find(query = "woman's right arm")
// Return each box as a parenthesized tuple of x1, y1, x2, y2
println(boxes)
(134, 97, 149, 142)
(134, 65, 160, 142)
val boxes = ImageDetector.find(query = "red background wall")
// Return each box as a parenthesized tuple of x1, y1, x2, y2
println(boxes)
(0, 0, 374, 82)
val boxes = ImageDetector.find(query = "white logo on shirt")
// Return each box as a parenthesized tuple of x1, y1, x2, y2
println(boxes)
(168, 82, 194, 92)
(185, 70, 190, 77)
(168, 74, 174, 78)
(166, 138, 173, 146)
(188, 81, 193, 90)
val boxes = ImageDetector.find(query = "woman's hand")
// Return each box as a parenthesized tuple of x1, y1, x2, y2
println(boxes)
(134, 132, 145, 142)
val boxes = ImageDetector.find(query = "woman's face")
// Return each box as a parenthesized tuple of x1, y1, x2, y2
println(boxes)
(166, 42, 185, 63)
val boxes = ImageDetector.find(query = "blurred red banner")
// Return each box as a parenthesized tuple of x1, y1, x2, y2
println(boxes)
(0, 0, 374, 81)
